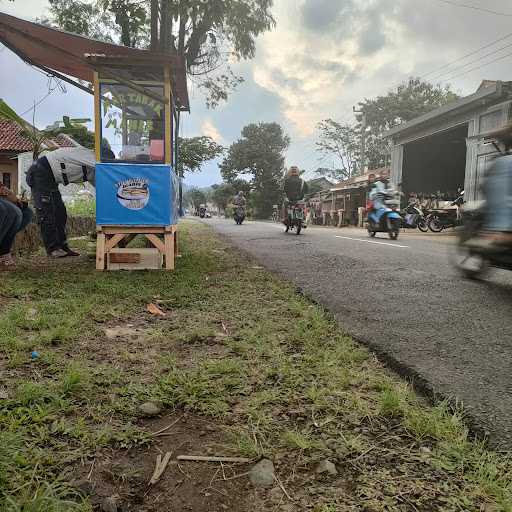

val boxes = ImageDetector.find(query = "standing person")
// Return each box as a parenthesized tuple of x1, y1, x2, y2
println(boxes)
(26, 147, 96, 258)
(0, 184, 33, 270)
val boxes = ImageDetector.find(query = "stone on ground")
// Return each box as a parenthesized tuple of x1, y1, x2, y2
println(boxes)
(249, 459, 275, 488)
(138, 401, 163, 417)
(316, 459, 338, 476)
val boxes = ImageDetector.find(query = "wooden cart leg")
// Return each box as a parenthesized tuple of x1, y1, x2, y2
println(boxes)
(164, 231, 175, 270)
(174, 229, 180, 258)
(96, 230, 106, 270)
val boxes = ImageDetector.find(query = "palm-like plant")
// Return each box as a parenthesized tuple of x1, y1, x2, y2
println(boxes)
(0, 99, 49, 160)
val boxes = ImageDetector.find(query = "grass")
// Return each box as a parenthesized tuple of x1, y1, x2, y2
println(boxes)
(1, 221, 511, 510)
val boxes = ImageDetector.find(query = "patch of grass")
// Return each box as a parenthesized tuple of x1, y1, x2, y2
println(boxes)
(1, 221, 512, 510)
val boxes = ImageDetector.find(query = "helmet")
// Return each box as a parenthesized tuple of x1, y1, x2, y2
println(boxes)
(288, 166, 300, 177)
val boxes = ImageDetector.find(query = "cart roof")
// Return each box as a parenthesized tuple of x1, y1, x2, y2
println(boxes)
(0, 12, 189, 111)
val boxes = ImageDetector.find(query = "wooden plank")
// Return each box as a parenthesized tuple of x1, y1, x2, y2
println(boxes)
(110, 252, 141, 264)
(101, 227, 166, 234)
(164, 231, 175, 270)
(105, 233, 126, 252)
(96, 231, 106, 271)
(174, 229, 180, 257)
(146, 234, 165, 253)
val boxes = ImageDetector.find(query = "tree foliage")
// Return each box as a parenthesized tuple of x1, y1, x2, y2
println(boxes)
(177, 136, 224, 176)
(356, 77, 460, 168)
(45, 116, 95, 149)
(46, 0, 276, 107)
(210, 179, 251, 212)
(221, 122, 289, 218)
(316, 120, 360, 181)
(316, 78, 460, 175)
(184, 187, 207, 210)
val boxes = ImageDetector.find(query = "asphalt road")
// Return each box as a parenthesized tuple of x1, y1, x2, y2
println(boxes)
(207, 218, 512, 449)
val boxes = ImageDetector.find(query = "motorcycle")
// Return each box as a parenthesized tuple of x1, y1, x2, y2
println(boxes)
(199, 204, 207, 219)
(367, 191, 402, 240)
(427, 192, 465, 232)
(453, 203, 512, 279)
(284, 201, 305, 235)
(234, 205, 246, 225)
(401, 202, 429, 232)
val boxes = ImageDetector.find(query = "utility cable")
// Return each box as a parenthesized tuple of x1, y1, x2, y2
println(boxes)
(431, 0, 512, 17)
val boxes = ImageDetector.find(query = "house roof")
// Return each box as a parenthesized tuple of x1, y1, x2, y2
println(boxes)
(0, 12, 189, 111)
(331, 168, 389, 192)
(0, 119, 33, 152)
(0, 119, 80, 154)
(385, 81, 512, 139)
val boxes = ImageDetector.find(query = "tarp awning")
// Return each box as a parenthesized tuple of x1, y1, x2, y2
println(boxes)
(0, 12, 189, 111)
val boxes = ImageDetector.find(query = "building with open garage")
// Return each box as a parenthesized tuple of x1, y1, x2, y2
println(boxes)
(386, 81, 512, 203)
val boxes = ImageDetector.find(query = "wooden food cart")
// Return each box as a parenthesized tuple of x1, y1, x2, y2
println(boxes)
(0, 13, 190, 271)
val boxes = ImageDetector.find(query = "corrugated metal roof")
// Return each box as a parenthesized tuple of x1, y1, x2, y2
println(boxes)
(385, 81, 508, 139)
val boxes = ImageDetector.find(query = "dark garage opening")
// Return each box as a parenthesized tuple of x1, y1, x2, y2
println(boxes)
(402, 123, 468, 199)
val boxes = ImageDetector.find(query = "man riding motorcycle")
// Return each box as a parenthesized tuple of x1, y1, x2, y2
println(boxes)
(282, 166, 309, 221)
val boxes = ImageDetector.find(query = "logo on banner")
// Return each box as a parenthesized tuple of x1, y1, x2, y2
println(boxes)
(116, 178, 150, 210)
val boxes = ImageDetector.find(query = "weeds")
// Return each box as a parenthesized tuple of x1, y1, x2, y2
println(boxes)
(1, 222, 511, 510)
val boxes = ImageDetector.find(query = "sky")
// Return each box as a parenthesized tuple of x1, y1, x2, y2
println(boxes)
(1, 0, 512, 188)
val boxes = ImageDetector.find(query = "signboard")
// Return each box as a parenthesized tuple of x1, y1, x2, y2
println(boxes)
(96, 163, 178, 226)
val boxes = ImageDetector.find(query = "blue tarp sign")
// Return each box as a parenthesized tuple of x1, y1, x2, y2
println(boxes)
(96, 163, 178, 226)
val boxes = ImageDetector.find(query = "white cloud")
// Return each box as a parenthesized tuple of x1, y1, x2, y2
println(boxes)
(201, 119, 224, 144)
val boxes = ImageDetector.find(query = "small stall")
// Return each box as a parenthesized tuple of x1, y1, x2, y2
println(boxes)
(0, 13, 190, 271)
(90, 55, 181, 270)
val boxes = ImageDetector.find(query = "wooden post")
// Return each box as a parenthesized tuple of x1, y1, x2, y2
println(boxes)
(164, 65, 173, 165)
(96, 228, 106, 270)
(164, 227, 175, 270)
(94, 71, 101, 161)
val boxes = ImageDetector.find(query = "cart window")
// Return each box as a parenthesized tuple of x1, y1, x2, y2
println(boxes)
(100, 83, 165, 163)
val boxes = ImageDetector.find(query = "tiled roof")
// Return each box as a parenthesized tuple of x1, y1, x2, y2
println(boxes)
(0, 119, 33, 152)
(0, 120, 79, 153)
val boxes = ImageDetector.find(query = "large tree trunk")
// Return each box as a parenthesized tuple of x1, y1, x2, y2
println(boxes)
(150, 0, 159, 51)
(159, 0, 172, 53)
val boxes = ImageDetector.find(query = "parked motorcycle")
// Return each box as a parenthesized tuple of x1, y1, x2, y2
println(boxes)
(367, 192, 402, 240)
(234, 205, 246, 225)
(401, 202, 429, 232)
(427, 192, 465, 232)
(199, 204, 207, 219)
(453, 204, 512, 279)
(284, 201, 305, 235)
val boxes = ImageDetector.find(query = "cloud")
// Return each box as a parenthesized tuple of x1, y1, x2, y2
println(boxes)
(201, 119, 224, 144)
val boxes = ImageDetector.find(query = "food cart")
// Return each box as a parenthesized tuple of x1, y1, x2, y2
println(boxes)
(0, 13, 190, 270)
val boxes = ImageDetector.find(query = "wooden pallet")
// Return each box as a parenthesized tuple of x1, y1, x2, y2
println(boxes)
(96, 225, 178, 271)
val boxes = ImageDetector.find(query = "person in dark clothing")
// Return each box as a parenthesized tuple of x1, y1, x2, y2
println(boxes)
(26, 156, 74, 258)
(282, 166, 309, 221)
(0, 185, 33, 270)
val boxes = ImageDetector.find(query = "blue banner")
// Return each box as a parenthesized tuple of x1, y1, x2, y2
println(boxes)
(96, 163, 178, 226)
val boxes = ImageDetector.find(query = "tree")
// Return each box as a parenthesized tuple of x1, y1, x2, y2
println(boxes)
(210, 179, 251, 214)
(315, 120, 360, 181)
(184, 187, 207, 211)
(177, 136, 224, 176)
(221, 122, 289, 218)
(47, 0, 276, 107)
(355, 78, 460, 168)
(45, 116, 95, 149)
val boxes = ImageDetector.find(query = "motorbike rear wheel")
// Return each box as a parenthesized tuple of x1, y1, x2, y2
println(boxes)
(428, 215, 444, 233)
(296, 221, 302, 235)
(387, 218, 400, 240)
(417, 218, 429, 232)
